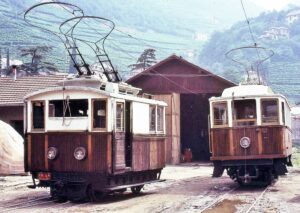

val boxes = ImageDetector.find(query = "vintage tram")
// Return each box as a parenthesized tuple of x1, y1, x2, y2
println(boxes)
(23, 2, 167, 201)
(24, 76, 167, 201)
(209, 83, 292, 185)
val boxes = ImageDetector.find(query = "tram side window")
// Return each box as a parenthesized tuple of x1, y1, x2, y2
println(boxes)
(116, 102, 124, 131)
(233, 99, 256, 126)
(32, 101, 45, 129)
(157, 106, 164, 132)
(213, 102, 228, 126)
(261, 99, 279, 124)
(149, 105, 156, 131)
(93, 100, 106, 129)
(49, 99, 88, 117)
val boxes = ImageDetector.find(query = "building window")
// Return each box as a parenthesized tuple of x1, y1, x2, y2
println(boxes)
(116, 102, 124, 131)
(49, 99, 88, 117)
(93, 100, 106, 129)
(261, 99, 279, 124)
(233, 99, 256, 126)
(157, 106, 164, 132)
(149, 105, 156, 132)
(32, 101, 44, 129)
(212, 102, 228, 126)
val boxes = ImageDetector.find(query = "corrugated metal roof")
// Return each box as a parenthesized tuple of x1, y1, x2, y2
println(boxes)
(0, 75, 66, 106)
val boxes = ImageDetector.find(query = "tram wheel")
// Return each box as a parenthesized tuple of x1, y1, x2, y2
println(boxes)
(131, 185, 144, 194)
(50, 187, 67, 202)
(87, 185, 105, 202)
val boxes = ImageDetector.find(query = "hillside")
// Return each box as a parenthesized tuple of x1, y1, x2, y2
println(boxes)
(0, 0, 263, 77)
(198, 6, 300, 103)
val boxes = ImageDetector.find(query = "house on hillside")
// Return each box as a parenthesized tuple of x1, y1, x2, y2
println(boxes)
(0, 75, 66, 136)
(286, 9, 300, 24)
(259, 27, 289, 40)
(127, 55, 236, 164)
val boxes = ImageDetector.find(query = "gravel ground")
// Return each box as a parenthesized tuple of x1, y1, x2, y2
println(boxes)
(0, 163, 300, 213)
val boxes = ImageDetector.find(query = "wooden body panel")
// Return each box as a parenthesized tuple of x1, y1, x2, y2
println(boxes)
(210, 126, 292, 160)
(30, 133, 45, 171)
(132, 135, 165, 171)
(26, 132, 111, 173)
(113, 132, 126, 173)
(26, 132, 166, 173)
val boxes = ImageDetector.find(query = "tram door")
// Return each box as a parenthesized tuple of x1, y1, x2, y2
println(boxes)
(125, 101, 132, 168)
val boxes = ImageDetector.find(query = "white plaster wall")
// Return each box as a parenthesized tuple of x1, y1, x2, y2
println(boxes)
(47, 117, 89, 131)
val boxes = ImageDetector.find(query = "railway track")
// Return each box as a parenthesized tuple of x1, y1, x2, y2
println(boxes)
(0, 195, 69, 213)
(198, 186, 239, 212)
(237, 186, 269, 213)
(199, 184, 270, 213)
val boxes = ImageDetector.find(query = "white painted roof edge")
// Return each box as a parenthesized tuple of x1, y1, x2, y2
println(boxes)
(24, 86, 167, 106)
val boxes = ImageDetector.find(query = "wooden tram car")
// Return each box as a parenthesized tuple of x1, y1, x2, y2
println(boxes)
(209, 84, 292, 185)
(24, 77, 167, 201)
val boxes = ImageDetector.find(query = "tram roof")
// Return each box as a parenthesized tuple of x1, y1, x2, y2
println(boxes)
(209, 84, 290, 108)
(221, 84, 274, 98)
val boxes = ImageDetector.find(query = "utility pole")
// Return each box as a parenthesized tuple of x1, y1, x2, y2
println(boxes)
(0, 48, 2, 77)
(6, 48, 10, 71)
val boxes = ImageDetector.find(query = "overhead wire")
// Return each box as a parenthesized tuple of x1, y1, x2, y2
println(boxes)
(22, 2, 213, 94)
(240, 0, 263, 83)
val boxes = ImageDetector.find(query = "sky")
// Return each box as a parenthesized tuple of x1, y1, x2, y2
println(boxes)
(250, 0, 298, 10)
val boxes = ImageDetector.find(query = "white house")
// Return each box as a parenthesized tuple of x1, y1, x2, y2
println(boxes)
(286, 10, 300, 24)
(259, 27, 289, 40)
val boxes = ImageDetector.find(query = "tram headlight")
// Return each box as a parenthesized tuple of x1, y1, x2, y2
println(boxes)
(74, 147, 86, 160)
(47, 147, 58, 160)
(240, 137, 251, 149)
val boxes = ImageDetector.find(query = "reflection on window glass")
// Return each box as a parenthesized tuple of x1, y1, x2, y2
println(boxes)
(213, 102, 228, 126)
(116, 102, 124, 131)
(157, 106, 164, 131)
(93, 100, 106, 129)
(32, 101, 44, 129)
(233, 99, 256, 126)
(261, 99, 278, 124)
(49, 99, 88, 117)
(150, 105, 156, 131)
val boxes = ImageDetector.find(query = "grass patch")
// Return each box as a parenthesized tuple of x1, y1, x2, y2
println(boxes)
(292, 144, 300, 168)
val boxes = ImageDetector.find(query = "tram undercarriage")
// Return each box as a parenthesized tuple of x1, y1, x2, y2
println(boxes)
(213, 157, 292, 185)
(29, 169, 162, 201)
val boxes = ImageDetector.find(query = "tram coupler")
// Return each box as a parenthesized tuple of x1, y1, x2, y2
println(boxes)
(237, 167, 259, 183)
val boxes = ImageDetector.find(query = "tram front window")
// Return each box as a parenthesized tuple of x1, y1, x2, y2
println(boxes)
(49, 99, 88, 117)
(261, 99, 279, 124)
(212, 102, 228, 126)
(233, 99, 256, 126)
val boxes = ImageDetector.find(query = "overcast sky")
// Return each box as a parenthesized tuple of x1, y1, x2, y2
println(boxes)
(250, 0, 298, 10)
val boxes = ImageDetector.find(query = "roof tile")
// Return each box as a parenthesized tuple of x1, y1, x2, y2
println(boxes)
(0, 75, 66, 106)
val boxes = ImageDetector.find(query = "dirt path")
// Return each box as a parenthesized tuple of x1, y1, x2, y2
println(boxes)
(0, 163, 300, 213)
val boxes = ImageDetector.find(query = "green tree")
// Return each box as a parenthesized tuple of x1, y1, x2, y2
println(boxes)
(19, 46, 58, 75)
(128, 48, 157, 72)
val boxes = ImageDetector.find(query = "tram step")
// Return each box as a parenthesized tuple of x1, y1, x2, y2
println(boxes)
(106, 179, 165, 191)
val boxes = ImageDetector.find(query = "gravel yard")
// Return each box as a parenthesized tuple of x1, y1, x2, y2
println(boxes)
(0, 163, 300, 213)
